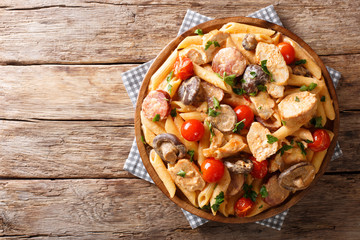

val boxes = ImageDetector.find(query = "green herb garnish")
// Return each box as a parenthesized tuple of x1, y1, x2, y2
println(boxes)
(152, 114, 160, 122)
(310, 116, 323, 128)
(213, 97, 220, 109)
(295, 96, 300, 102)
(308, 83, 317, 91)
(257, 84, 267, 92)
(188, 150, 195, 162)
(259, 205, 263, 209)
(205, 40, 220, 50)
(305, 139, 313, 143)
(201, 204, 211, 210)
(167, 84, 173, 94)
(233, 119, 245, 133)
(260, 185, 268, 198)
(260, 60, 274, 82)
(243, 183, 258, 202)
(281, 120, 287, 126)
(249, 92, 257, 96)
(166, 71, 173, 82)
(233, 87, 247, 96)
(205, 121, 215, 142)
(250, 71, 257, 79)
(177, 170, 186, 178)
(208, 107, 220, 117)
(259, 106, 262, 110)
(267, 134, 278, 144)
(295, 59, 307, 65)
(321, 96, 326, 102)
(170, 108, 177, 117)
(141, 135, 146, 144)
(214, 41, 220, 47)
(277, 144, 293, 156)
(296, 141, 307, 155)
(194, 29, 204, 35)
(211, 191, 224, 212)
(300, 85, 308, 91)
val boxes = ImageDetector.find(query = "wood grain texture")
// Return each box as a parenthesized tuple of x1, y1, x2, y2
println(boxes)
(0, 0, 358, 64)
(0, 175, 357, 239)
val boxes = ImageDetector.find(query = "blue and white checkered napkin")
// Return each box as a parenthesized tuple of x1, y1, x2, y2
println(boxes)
(122, 5, 343, 230)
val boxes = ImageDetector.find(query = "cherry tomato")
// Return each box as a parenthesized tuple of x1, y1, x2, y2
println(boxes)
(201, 158, 224, 183)
(308, 129, 331, 152)
(181, 119, 204, 141)
(234, 105, 254, 129)
(174, 56, 194, 80)
(250, 156, 268, 179)
(234, 197, 253, 217)
(277, 42, 295, 65)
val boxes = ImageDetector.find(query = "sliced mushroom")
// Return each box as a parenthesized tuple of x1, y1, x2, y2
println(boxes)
(152, 133, 187, 164)
(292, 65, 312, 77)
(207, 104, 237, 132)
(256, 115, 281, 131)
(224, 159, 253, 174)
(278, 162, 316, 191)
(227, 172, 245, 196)
(264, 175, 290, 207)
(242, 64, 269, 95)
(201, 81, 224, 108)
(242, 34, 257, 51)
(178, 76, 203, 105)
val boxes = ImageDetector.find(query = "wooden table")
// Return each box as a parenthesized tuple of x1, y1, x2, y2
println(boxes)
(0, 1, 359, 239)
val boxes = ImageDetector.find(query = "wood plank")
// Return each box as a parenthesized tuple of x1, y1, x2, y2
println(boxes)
(0, 175, 357, 239)
(0, 1, 358, 64)
(0, 110, 358, 178)
(0, 65, 136, 121)
(0, 53, 357, 122)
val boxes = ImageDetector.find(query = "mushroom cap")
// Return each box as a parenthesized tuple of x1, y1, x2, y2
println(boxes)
(278, 162, 316, 191)
(178, 76, 202, 105)
(208, 104, 237, 132)
(152, 133, 187, 164)
(224, 159, 253, 174)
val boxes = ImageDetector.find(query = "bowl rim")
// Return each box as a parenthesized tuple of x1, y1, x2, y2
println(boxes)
(134, 16, 340, 223)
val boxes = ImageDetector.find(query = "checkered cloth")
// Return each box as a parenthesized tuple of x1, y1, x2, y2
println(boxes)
(122, 5, 343, 230)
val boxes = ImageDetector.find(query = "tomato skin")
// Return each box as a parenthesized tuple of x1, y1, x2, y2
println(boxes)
(201, 158, 224, 183)
(234, 105, 254, 129)
(181, 119, 205, 142)
(174, 56, 194, 80)
(250, 156, 268, 179)
(308, 129, 331, 152)
(234, 197, 254, 217)
(277, 42, 295, 65)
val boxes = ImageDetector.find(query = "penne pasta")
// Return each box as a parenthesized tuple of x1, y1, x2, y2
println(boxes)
(198, 123, 210, 166)
(163, 78, 182, 98)
(320, 84, 335, 120)
(312, 130, 334, 173)
(179, 112, 207, 122)
(150, 150, 177, 198)
(171, 101, 197, 113)
(291, 128, 314, 142)
(193, 64, 233, 93)
(316, 96, 327, 127)
(177, 35, 203, 49)
(142, 125, 156, 147)
(149, 50, 178, 91)
(141, 111, 166, 135)
(283, 36, 322, 79)
(230, 34, 256, 64)
(220, 22, 275, 36)
(210, 167, 231, 215)
(273, 125, 302, 140)
(287, 74, 321, 88)
(198, 182, 216, 208)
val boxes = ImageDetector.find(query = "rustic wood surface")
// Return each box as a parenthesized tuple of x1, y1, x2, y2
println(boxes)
(0, 0, 359, 239)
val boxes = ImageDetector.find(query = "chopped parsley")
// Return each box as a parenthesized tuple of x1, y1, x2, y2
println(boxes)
(305, 139, 313, 143)
(177, 170, 186, 178)
(321, 96, 326, 102)
(281, 120, 287, 126)
(194, 29, 204, 35)
(233, 87, 247, 96)
(243, 183, 258, 202)
(308, 83, 318, 91)
(259, 205, 263, 209)
(310, 116, 323, 128)
(166, 71, 173, 82)
(187, 150, 195, 162)
(167, 83, 173, 94)
(300, 85, 308, 91)
(295, 96, 300, 102)
(205, 40, 220, 50)
(260, 60, 274, 82)
(277, 144, 293, 156)
(257, 84, 267, 92)
(211, 191, 224, 212)
(258, 106, 262, 110)
(296, 141, 307, 155)
(152, 114, 160, 122)
(233, 119, 245, 133)
(217, 72, 236, 86)
(141, 135, 146, 144)
(201, 204, 211, 210)
(208, 107, 221, 117)
(249, 92, 257, 96)
(267, 134, 278, 144)
(250, 71, 257, 79)
(213, 97, 220, 109)
(295, 59, 307, 65)
(170, 108, 177, 117)
(260, 185, 268, 198)
(205, 121, 215, 142)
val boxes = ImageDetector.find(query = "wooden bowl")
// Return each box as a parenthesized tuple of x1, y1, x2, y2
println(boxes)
(134, 17, 339, 223)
